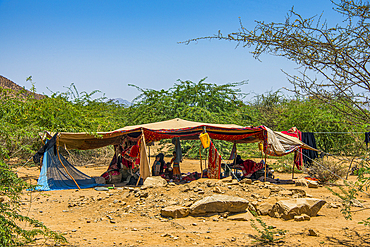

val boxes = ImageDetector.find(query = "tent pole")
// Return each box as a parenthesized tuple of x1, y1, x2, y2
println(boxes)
(56, 145, 81, 190)
(292, 163, 295, 179)
(199, 144, 202, 176)
(264, 153, 267, 182)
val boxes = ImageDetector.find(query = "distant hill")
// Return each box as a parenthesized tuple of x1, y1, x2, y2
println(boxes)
(108, 98, 132, 106)
(0, 75, 44, 100)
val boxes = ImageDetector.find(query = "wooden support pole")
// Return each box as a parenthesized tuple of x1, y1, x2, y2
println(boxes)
(264, 153, 267, 182)
(56, 145, 81, 190)
(292, 163, 295, 179)
(199, 144, 203, 176)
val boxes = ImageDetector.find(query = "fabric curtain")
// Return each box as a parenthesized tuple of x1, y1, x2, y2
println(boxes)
(208, 142, 221, 179)
(139, 134, 151, 181)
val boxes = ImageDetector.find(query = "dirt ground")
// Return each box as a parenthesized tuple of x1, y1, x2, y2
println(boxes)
(16, 158, 370, 247)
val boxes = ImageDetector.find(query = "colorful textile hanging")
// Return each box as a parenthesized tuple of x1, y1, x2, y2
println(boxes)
(282, 127, 302, 170)
(229, 143, 237, 160)
(208, 142, 221, 179)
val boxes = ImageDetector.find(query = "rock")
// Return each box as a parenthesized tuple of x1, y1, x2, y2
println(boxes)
(307, 181, 318, 188)
(181, 186, 191, 192)
(190, 195, 249, 215)
(289, 188, 306, 197)
(168, 182, 176, 186)
(294, 214, 310, 221)
(161, 206, 189, 218)
(278, 190, 293, 197)
(308, 229, 318, 236)
(213, 187, 222, 194)
(240, 178, 252, 184)
(270, 198, 326, 220)
(327, 203, 339, 209)
(257, 203, 273, 216)
(295, 179, 308, 187)
(351, 199, 364, 208)
(221, 177, 232, 183)
(142, 176, 167, 188)
(198, 190, 205, 194)
(0, 197, 4, 203)
(192, 223, 197, 226)
(227, 211, 254, 221)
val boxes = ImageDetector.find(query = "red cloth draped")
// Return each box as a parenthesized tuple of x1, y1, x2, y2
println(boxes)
(282, 127, 303, 170)
(208, 142, 221, 179)
(240, 160, 264, 176)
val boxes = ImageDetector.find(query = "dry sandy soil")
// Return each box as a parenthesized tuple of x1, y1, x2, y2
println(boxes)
(16, 159, 370, 247)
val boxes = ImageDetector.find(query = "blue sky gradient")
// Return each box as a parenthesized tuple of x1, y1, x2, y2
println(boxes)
(0, 0, 340, 101)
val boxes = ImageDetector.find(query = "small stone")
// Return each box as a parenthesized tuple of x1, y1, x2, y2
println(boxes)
(39, 211, 43, 213)
(62, 210, 69, 212)
(113, 199, 119, 204)
(295, 179, 308, 187)
(328, 203, 339, 209)
(307, 181, 318, 188)
(72, 229, 77, 232)
(198, 190, 205, 194)
(294, 214, 310, 221)
(213, 187, 222, 194)
(192, 223, 197, 226)
(132, 228, 138, 231)
(278, 190, 293, 197)
(308, 229, 318, 236)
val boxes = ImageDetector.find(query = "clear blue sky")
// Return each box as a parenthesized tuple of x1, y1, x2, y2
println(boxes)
(0, 0, 340, 102)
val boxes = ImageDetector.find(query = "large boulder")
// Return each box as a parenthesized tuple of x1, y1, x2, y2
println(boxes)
(142, 176, 167, 188)
(257, 203, 274, 216)
(161, 206, 189, 218)
(190, 195, 249, 215)
(270, 198, 326, 220)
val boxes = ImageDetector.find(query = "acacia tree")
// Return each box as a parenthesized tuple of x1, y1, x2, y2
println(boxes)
(183, 0, 370, 127)
(183, 0, 370, 226)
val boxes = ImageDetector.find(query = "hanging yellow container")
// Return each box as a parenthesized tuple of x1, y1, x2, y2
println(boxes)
(199, 133, 210, 149)
(258, 142, 264, 151)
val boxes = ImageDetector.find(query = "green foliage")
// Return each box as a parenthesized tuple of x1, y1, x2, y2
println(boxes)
(250, 217, 288, 244)
(0, 161, 66, 246)
(126, 77, 250, 125)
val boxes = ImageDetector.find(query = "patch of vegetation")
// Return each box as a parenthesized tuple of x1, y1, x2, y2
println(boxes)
(249, 217, 288, 244)
(0, 161, 67, 246)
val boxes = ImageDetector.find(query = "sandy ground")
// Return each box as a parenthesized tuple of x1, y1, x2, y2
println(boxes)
(16, 159, 370, 247)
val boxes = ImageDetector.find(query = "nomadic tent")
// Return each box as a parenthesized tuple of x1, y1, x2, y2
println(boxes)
(36, 118, 317, 190)
(55, 118, 316, 155)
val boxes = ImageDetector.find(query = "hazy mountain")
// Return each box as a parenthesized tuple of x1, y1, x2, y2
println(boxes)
(108, 98, 132, 106)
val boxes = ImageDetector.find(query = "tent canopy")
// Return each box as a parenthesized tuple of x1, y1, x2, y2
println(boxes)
(51, 118, 317, 156)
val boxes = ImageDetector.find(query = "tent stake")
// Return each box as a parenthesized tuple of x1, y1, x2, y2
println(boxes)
(292, 163, 295, 179)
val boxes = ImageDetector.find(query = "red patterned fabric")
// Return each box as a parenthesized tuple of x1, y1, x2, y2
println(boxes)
(282, 128, 303, 170)
(240, 160, 264, 176)
(208, 142, 221, 179)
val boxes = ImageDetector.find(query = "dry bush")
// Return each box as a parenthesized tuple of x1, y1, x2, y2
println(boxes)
(308, 157, 347, 183)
